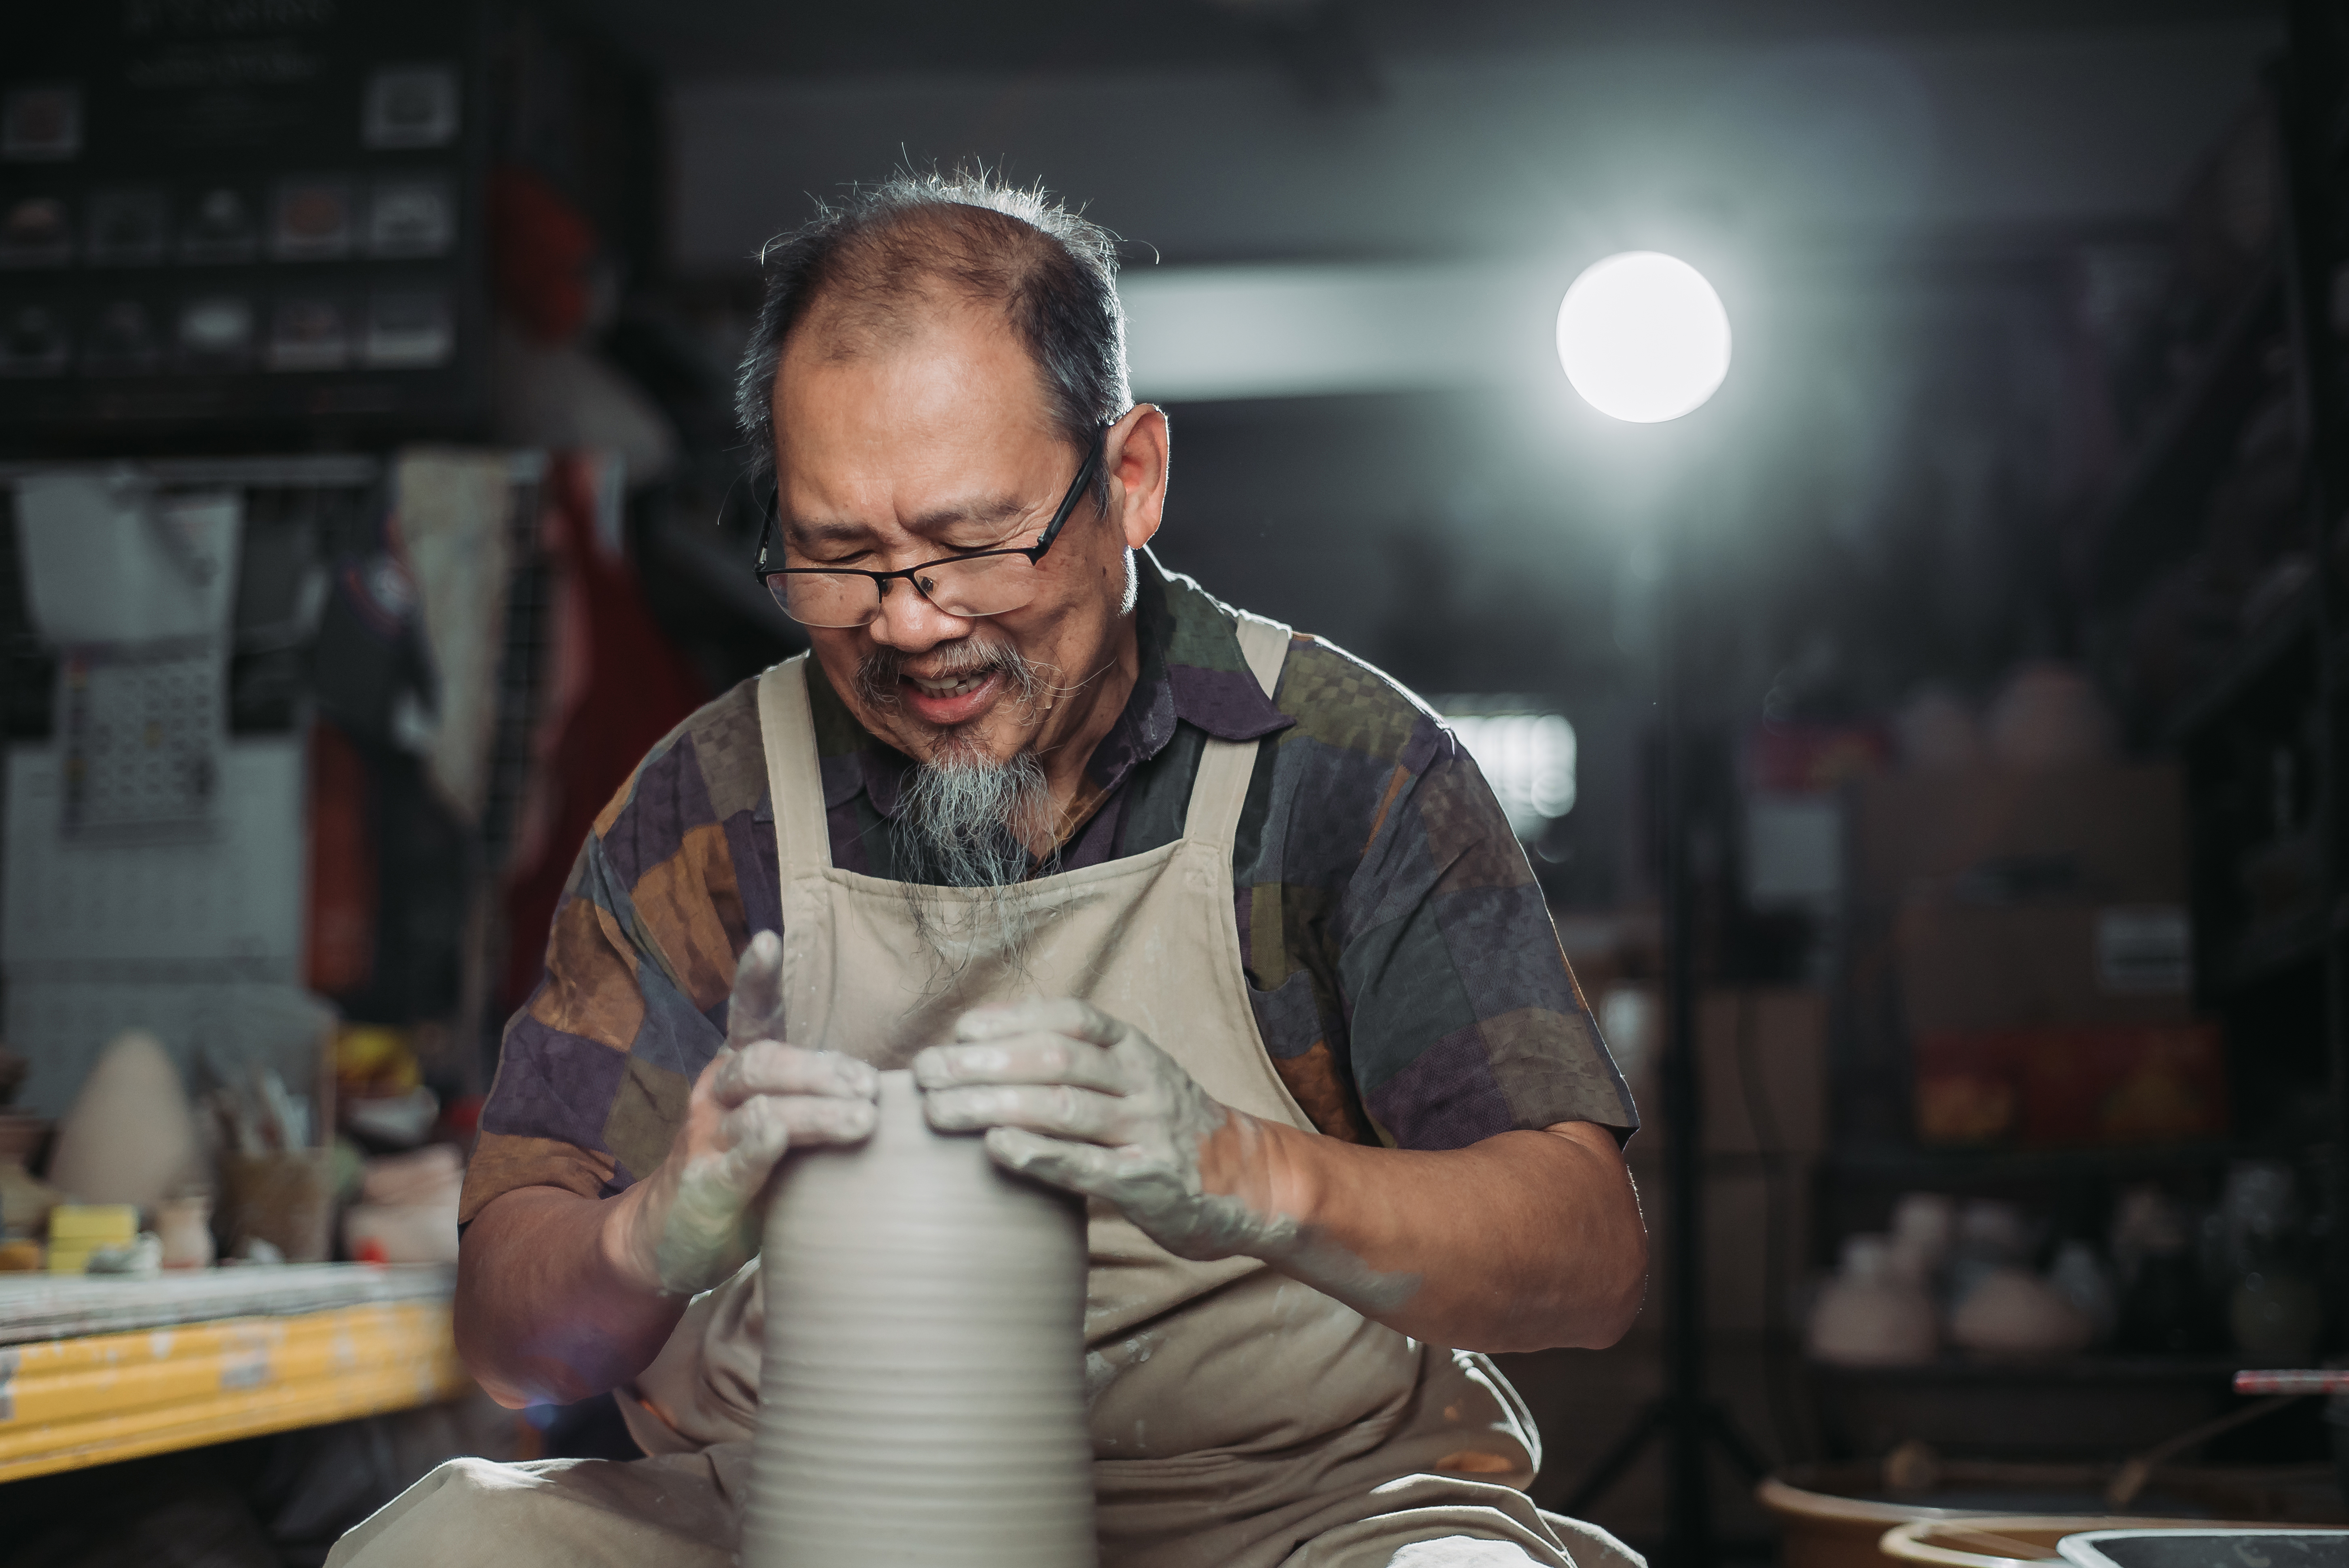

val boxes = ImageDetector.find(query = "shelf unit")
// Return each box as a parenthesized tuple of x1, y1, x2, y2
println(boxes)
(2078, 0, 2349, 1299)
(2084, 263, 2286, 619)
(2172, 6, 2349, 1288)
(2003, 4, 2349, 1165)
(1808, 9, 2349, 1465)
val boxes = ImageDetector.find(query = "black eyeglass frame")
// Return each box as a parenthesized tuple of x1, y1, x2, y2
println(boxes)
(750, 426, 1110, 623)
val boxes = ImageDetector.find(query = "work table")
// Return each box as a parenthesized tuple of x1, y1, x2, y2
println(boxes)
(0, 1263, 467, 1483)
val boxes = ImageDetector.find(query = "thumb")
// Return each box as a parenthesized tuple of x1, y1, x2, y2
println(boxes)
(727, 931, 786, 1046)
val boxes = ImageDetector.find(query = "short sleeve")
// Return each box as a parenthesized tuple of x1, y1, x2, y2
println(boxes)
(462, 685, 769, 1223)
(1335, 723, 1638, 1152)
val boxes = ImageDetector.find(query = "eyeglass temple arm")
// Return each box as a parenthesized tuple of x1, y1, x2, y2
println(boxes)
(749, 485, 778, 581)
(1027, 437, 1107, 560)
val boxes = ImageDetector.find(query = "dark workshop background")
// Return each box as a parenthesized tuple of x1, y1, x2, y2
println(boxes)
(9, 0, 2349, 1562)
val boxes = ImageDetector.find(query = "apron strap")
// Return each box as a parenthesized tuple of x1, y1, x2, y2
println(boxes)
(756, 655, 832, 877)
(1183, 612, 1291, 850)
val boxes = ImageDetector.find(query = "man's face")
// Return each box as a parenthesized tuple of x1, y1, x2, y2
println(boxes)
(770, 303, 1162, 772)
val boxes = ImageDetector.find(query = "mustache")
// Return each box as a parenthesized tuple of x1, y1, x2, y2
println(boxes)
(853, 638, 1045, 718)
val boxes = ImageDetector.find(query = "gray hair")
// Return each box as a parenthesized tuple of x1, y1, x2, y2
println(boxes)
(735, 168, 1131, 510)
(896, 749, 1058, 980)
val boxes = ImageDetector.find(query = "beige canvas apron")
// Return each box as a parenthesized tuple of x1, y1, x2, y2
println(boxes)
(329, 621, 1638, 1568)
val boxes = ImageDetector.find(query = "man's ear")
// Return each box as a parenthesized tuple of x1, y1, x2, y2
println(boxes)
(1108, 403, 1168, 551)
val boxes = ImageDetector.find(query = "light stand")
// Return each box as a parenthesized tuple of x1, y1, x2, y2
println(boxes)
(1552, 250, 1763, 1566)
(1559, 493, 1768, 1565)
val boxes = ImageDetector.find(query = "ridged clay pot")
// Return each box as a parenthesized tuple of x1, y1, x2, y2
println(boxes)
(744, 1069, 1095, 1568)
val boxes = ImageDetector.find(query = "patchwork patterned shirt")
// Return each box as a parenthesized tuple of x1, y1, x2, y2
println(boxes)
(462, 553, 1636, 1223)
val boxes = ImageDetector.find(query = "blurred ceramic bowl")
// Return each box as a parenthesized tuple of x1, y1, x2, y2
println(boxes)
(1950, 1265, 2095, 1357)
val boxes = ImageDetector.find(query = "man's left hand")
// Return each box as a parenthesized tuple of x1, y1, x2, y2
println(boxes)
(912, 998, 1280, 1262)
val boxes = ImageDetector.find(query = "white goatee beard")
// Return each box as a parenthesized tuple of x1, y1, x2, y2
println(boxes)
(855, 636, 1066, 966)
(898, 748, 1054, 891)
(897, 747, 1058, 977)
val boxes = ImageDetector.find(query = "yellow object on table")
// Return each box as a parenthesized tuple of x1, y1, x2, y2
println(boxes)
(46, 1203, 138, 1275)
(334, 1024, 420, 1096)
(0, 1263, 466, 1482)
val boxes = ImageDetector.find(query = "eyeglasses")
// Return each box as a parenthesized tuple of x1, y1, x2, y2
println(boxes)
(751, 432, 1106, 629)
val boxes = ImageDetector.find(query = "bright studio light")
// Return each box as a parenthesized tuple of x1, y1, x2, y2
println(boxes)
(1555, 251, 1731, 424)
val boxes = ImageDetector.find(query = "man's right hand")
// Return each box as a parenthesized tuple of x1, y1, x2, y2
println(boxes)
(607, 929, 878, 1297)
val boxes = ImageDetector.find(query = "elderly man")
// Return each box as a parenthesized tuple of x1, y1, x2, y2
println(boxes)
(330, 172, 1647, 1568)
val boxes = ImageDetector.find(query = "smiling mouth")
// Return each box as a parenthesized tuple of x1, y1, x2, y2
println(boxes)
(907, 670, 995, 700)
(856, 641, 1034, 729)
(899, 665, 1009, 727)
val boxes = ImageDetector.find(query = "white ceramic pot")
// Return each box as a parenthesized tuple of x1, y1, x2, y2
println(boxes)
(1808, 1235, 1939, 1367)
(1949, 1266, 2094, 1357)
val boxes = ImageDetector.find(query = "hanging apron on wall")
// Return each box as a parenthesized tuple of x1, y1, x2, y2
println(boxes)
(330, 618, 1636, 1568)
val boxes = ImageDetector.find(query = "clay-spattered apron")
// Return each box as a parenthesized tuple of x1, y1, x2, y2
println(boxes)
(625, 619, 1589, 1568)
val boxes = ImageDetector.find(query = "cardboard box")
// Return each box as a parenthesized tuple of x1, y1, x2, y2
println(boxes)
(1895, 899, 2193, 1037)
(1914, 1021, 2230, 1148)
(1852, 764, 2185, 906)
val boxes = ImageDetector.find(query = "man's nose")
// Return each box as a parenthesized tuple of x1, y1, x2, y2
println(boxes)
(865, 576, 976, 652)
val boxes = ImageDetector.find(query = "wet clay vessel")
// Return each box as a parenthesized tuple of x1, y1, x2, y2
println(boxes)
(744, 1069, 1095, 1568)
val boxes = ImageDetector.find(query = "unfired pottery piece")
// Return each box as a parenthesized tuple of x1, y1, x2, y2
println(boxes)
(46, 1030, 200, 1210)
(1806, 1235, 1938, 1367)
(745, 1070, 1094, 1568)
(156, 1193, 215, 1269)
(1888, 1191, 1955, 1282)
(1949, 1265, 2093, 1357)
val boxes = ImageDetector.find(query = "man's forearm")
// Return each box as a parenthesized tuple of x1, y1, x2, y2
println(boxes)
(455, 1185, 687, 1408)
(1216, 1118, 1647, 1354)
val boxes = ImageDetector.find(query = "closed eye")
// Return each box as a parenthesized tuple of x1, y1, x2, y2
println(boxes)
(782, 515, 1033, 568)
(933, 534, 1032, 559)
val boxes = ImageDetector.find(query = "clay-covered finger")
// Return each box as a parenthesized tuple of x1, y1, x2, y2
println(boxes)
(923, 1081, 1122, 1142)
(911, 1033, 1124, 1092)
(714, 1040, 879, 1106)
(725, 931, 787, 1047)
(717, 1092, 873, 1155)
(980, 1125, 1118, 1195)
(771, 1091, 878, 1145)
(951, 997, 1124, 1047)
